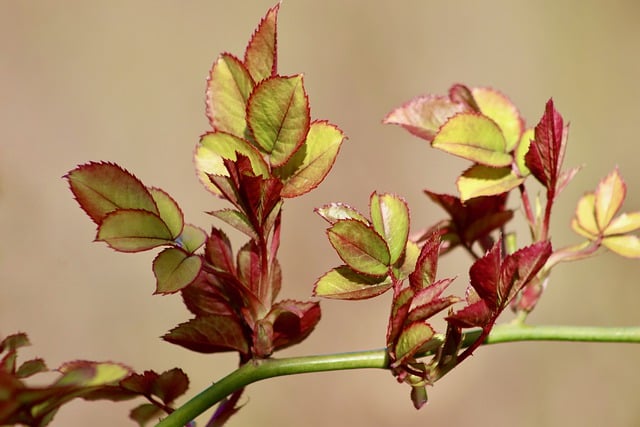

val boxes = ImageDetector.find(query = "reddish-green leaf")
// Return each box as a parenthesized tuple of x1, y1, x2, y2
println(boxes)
(151, 368, 189, 405)
(16, 359, 47, 378)
(315, 203, 369, 225)
(206, 53, 254, 138)
(432, 113, 511, 167)
(244, 3, 279, 82)
(96, 209, 173, 252)
(446, 298, 492, 328)
(369, 192, 410, 265)
(205, 227, 235, 274)
(457, 165, 525, 201)
(275, 120, 345, 197)
(130, 403, 162, 427)
(153, 248, 202, 294)
(313, 266, 393, 300)
(471, 87, 524, 152)
(149, 188, 183, 239)
(247, 75, 310, 166)
(409, 233, 441, 291)
(65, 162, 158, 225)
(327, 220, 390, 276)
(383, 95, 466, 142)
(393, 322, 435, 366)
(208, 209, 257, 239)
(163, 315, 249, 354)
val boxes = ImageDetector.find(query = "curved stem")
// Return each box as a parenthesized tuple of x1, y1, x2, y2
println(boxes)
(156, 325, 640, 427)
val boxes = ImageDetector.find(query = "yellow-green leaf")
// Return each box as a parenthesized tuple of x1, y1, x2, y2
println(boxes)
(153, 248, 202, 293)
(96, 210, 173, 252)
(572, 193, 599, 237)
(515, 128, 534, 176)
(595, 168, 626, 230)
(313, 266, 392, 300)
(370, 192, 410, 265)
(206, 53, 254, 138)
(471, 87, 523, 152)
(327, 220, 390, 276)
(244, 3, 279, 82)
(276, 121, 345, 197)
(432, 113, 511, 167)
(149, 188, 184, 239)
(178, 224, 207, 254)
(602, 235, 640, 258)
(604, 212, 640, 235)
(247, 75, 310, 166)
(457, 165, 525, 201)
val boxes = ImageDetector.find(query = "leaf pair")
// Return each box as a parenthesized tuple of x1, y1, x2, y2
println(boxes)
(65, 162, 206, 293)
(572, 168, 640, 258)
(314, 193, 412, 299)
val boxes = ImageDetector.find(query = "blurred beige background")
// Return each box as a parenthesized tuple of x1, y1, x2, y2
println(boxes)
(2, 1, 640, 426)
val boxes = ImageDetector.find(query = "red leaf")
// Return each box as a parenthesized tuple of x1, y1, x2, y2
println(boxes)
(205, 227, 236, 275)
(151, 368, 189, 405)
(446, 299, 493, 328)
(180, 273, 235, 317)
(163, 315, 249, 354)
(408, 231, 441, 291)
(268, 300, 322, 351)
(468, 241, 502, 310)
(525, 99, 567, 195)
(501, 240, 552, 303)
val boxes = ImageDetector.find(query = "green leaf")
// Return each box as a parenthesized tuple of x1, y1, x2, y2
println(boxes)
(515, 128, 534, 176)
(316, 203, 369, 225)
(206, 53, 255, 138)
(65, 162, 158, 225)
(457, 165, 525, 201)
(244, 3, 279, 82)
(394, 322, 435, 365)
(195, 131, 270, 195)
(149, 188, 183, 239)
(432, 113, 511, 167)
(177, 224, 207, 254)
(153, 248, 202, 294)
(209, 209, 257, 239)
(313, 266, 393, 300)
(56, 361, 131, 387)
(247, 75, 310, 166)
(96, 209, 173, 252)
(471, 87, 523, 152)
(369, 192, 410, 265)
(327, 220, 390, 276)
(275, 121, 345, 197)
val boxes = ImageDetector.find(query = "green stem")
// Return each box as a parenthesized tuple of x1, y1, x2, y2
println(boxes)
(156, 325, 640, 427)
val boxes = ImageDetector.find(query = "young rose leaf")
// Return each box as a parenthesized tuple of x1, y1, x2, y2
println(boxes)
(1, 332, 30, 352)
(195, 131, 270, 195)
(602, 235, 640, 258)
(148, 188, 183, 239)
(409, 233, 441, 291)
(471, 87, 524, 152)
(468, 241, 502, 310)
(163, 315, 249, 354)
(525, 98, 567, 194)
(205, 227, 235, 274)
(96, 209, 173, 252)
(432, 113, 512, 167)
(446, 298, 493, 328)
(130, 403, 162, 427)
(275, 121, 345, 197)
(383, 95, 466, 142)
(65, 162, 158, 225)
(56, 361, 131, 387)
(176, 224, 207, 254)
(180, 274, 235, 317)
(327, 220, 391, 276)
(572, 193, 598, 238)
(594, 167, 626, 231)
(16, 358, 47, 378)
(457, 165, 525, 201)
(315, 202, 369, 225)
(237, 241, 262, 296)
(208, 209, 257, 239)
(267, 300, 321, 351)
(153, 248, 202, 294)
(393, 322, 435, 366)
(206, 53, 254, 138)
(369, 192, 410, 265)
(514, 128, 534, 176)
(313, 266, 393, 300)
(449, 84, 481, 111)
(604, 212, 640, 235)
(244, 3, 279, 82)
(406, 284, 459, 324)
(247, 75, 310, 166)
(150, 368, 189, 405)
